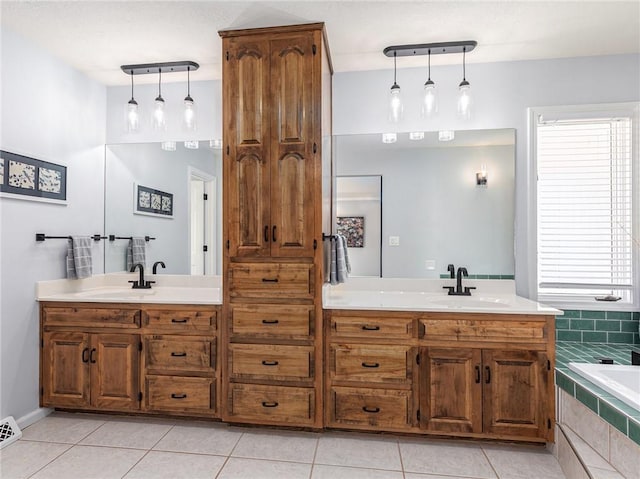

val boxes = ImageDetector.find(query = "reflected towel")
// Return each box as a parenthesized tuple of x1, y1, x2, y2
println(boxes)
(126, 237, 146, 270)
(66, 236, 93, 279)
(330, 234, 350, 285)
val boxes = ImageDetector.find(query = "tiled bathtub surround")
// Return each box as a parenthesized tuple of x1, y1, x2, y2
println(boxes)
(556, 310, 640, 344)
(555, 342, 640, 447)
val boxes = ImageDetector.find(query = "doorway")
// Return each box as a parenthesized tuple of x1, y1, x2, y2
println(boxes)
(188, 167, 216, 275)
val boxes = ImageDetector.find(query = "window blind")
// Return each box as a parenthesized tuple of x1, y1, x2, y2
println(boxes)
(537, 116, 633, 302)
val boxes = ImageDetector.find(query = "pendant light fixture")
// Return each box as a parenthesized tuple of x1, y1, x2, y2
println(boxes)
(421, 49, 437, 119)
(121, 61, 199, 134)
(183, 66, 197, 131)
(457, 46, 472, 120)
(153, 68, 166, 130)
(126, 70, 139, 132)
(388, 51, 403, 123)
(383, 41, 476, 121)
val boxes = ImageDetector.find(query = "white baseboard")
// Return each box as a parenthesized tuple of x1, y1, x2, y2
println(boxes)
(16, 407, 53, 429)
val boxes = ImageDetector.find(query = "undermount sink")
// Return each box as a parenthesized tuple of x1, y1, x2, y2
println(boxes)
(428, 297, 511, 309)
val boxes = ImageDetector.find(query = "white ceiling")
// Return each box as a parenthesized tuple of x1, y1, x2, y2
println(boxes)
(2, 1, 639, 86)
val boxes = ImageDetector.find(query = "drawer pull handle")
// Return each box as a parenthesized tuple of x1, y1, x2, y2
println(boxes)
(361, 362, 380, 368)
(81, 347, 89, 363)
(362, 325, 381, 331)
(264, 225, 269, 243)
(475, 365, 481, 384)
(171, 352, 187, 357)
(485, 366, 491, 384)
(262, 319, 279, 324)
(171, 318, 188, 323)
(262, 401, 279, 408)
(171, 393, 187, 399)
(262, 278, 279, 283)
(262, 360, 279, 366)
(89, 348, 96, 364)
(272, 225, 277, 242)
(362, 406, 380, 414)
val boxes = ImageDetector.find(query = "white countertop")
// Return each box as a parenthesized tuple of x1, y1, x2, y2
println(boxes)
(37, 273, 221, 305)
(322, 278, 562, 315)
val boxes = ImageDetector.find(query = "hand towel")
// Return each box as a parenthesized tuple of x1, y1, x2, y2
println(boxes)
(66, 236, 93, 279)
(126, 237, 146, 270)
(329, 234, 350, 284)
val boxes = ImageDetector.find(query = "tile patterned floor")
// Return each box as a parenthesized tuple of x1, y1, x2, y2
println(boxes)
(0, 412, 567, 479)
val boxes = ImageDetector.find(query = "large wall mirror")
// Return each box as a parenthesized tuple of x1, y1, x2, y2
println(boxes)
(335, 129, 515, 279)
(104, 142, 223, 275)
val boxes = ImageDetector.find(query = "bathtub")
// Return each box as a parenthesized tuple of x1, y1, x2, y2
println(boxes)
(568, 362, 640, 412)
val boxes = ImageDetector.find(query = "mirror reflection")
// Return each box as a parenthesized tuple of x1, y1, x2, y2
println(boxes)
(335, 129, 515, 278)
(104, 142, 223, 275)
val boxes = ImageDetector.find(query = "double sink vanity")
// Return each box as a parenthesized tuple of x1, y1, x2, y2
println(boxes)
(37, 273, 559, 444)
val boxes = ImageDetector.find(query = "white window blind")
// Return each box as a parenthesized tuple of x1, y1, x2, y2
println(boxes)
(537, 115, 634, 303)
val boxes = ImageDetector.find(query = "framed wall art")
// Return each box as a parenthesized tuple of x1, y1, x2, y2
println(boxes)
(337, 216, 365, 247)
(134, 182, 173, 218)
(0, 150, 67, 204)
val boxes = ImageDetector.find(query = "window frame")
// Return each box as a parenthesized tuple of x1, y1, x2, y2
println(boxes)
(527, 102, 640, 311)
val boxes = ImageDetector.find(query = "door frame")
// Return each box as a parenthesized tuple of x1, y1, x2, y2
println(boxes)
(188, 166, 216, 275)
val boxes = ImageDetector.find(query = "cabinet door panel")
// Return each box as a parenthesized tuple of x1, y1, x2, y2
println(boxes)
(482, 350, 549, 439)
(269, 34, 316, 257)
(420, 348, 482, 434)
(42, 332, 90, 408)
(225, 38, 271, 258)
(91, 334, 140, 411)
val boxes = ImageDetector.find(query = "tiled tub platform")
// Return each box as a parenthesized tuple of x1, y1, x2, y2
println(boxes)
(555, 342, 639, 479)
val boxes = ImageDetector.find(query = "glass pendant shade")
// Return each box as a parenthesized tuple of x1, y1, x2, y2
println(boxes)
(153, 96, 166, 130)
(126, 99, 139, 132)
(421, 80, 437, 118)
(457, 80, 472, 120)
(388, 83, 403, 123)
(183, 95, 197, 131)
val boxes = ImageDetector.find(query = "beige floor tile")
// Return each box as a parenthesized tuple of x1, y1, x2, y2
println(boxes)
(217, 457, 311, 478)
(153, 423, 243, 456)
(21, 415, 106, 444)
(399, 440, 496, 478)
(123, 450, 226, 479)
(311, 464, 404, 478)
(482, 444, 565, 479)
(405, 474, 481, 479)
(0, 440, 71, 479)
(314, 434, 402, 470)
(231, 429, 318, 463)
(79, 419, 173, 449)
(30, 445, 145, 479)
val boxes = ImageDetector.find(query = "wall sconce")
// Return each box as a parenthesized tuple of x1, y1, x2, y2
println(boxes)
(383, 41, 476, 122)
(120, 61, 199, 133)
(476, 164, 488, 187)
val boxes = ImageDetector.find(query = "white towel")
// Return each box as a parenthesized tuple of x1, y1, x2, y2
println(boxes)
(329, 234, 350, 284)
(126, 237, 146, 270)
(66, 236, 93, 279)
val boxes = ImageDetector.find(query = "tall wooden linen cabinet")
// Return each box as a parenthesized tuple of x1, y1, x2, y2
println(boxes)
(219, 23, 332, 428)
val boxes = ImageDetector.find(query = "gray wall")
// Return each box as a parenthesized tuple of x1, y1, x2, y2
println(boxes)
(0, 28, 107, 422)
(332, 53, 640, 296)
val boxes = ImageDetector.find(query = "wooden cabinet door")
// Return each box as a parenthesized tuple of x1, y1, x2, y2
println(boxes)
(224, 36, 271, 258)
(90, 334, 140, 411)
(420, 347, 482, 434)
(482, 349, 550, 440)
(268, 33, 316, 257)
(42, 331, 90, 408)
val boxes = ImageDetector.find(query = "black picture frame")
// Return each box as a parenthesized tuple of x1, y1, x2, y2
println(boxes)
(0, 150, 67, 202)
(134, 183, 173, 218)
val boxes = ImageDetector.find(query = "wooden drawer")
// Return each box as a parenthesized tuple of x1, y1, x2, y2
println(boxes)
(145, 375, 214, 413)
(42, 305, 140, 328)
(143, 309, 216, 332)
(144, 336, 215, 372)
(420, 314, 548, 343)
(228, 383, 314, 425)
(229, 344, 313, 381)
(331, 344, 413, 384)
(330, 312, 414, 339)
(230, 304, 313, 339)
(228, 263, 314, 299)
(330, 387, 412, 429)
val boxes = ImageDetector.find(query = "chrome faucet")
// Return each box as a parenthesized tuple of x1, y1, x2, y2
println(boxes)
(443, 266, 476, 296)
(129, 263, 155, 289)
